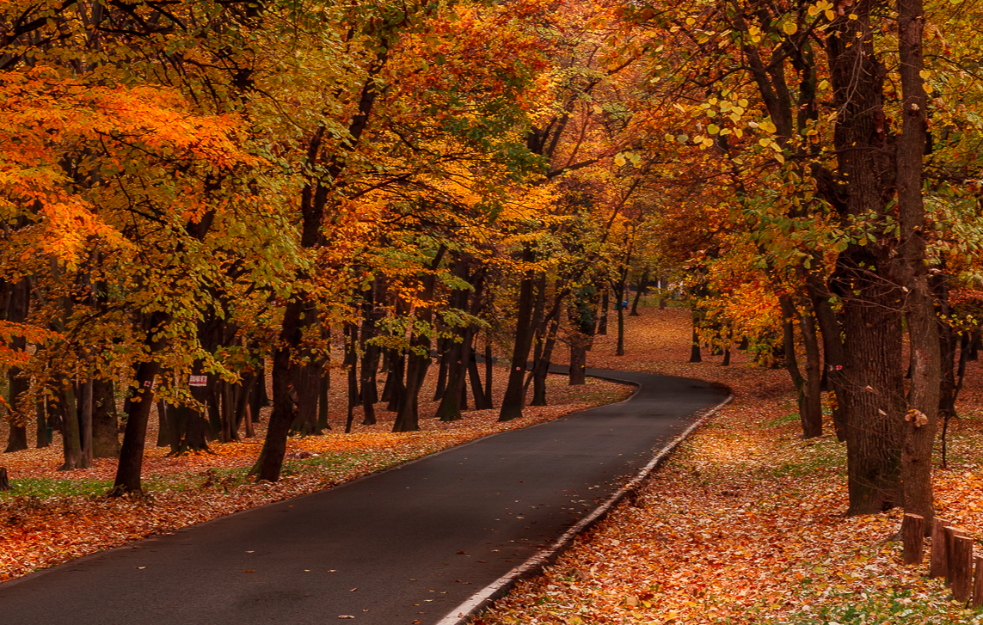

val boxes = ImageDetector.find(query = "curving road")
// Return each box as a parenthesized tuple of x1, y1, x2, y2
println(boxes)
(0, 368, 729, 625)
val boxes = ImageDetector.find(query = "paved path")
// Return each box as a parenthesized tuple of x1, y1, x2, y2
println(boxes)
(0, 368, 728, 625)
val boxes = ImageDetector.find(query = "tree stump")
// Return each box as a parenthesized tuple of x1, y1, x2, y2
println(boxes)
(0, 467, 9, 491)
(972, 555, 983, 608)
(945, 526, 967, 588)
(929, 518, 952, 578)
(952, 536, 974, 603)
(902, 513, 925, 565)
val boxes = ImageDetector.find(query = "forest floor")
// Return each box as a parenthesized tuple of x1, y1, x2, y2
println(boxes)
(473, 303, 983, 625)
(0, 344, 632, 583)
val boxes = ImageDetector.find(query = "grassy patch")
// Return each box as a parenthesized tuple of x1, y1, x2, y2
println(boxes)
(766, 438, 845, 478)
(764, 411, 801, 428)
(767, 588, 983, 625)
(0, 477, 113, 499)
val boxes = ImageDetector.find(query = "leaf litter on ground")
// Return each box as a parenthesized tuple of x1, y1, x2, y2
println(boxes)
(471, 302, 983, 625)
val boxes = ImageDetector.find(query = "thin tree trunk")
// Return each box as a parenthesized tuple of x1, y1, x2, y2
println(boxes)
(597, 288, 609, 335)
(898, 0, 939, 527)
(630, 268, 648, 316)
(500, 247, 537, 422)
(484, 336, 494, 408)
(79, 379, 94, 468)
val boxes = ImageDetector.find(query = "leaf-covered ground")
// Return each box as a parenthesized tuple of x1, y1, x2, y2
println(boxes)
(0, 363, 632, 582)
(475, 303, 983, 624)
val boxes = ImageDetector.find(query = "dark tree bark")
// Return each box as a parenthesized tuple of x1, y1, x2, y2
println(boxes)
(35, 400, 48, 449)
(689, 306, 702, 363)
(629, 268, 649, 316)
(597, 287, 609, 335)
(483, 337, 494, 408)
(897, 0, 940, 527)
(530, 318, 559, 406)
(79, 379, 94, 468)
(4, 278, 30, 454)
(569, 285, 599, 386)
(361, 280, 383, 424)
(59, 381, 83, 470)
(345, 323, 359, 433)
(435, 261, 485, 422)
(499, 247, 537, 422)
(253, 43, 389, 482)
(394, 246, 446, 432)
(779, 297, 822, 439)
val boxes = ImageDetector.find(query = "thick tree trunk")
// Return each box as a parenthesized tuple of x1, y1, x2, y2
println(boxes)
(840, 282, 905, 515)
(59, 381, 83, 470)
(569, 338, 589, 385)
(252, 299, 304, 481)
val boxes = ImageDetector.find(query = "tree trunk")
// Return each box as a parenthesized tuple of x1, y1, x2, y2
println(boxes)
(346, 323, 359, 433)
(897, 0, 939, 527)
(840, 281, 905, 514)
(394, 247, 446, 432)
(79, 379, 94, 468)
(59, 381, 83, 471)
(484, 337, 494, 408)
(3, 277, 30, 454)
(35, 399, 48, 449)
(500, 248, 537, 422)
(252, 298, 304, 482)
(629, 268, 648, 316)
(597, 288, 609, 335)
(689, 306, 702, 363)
(530, 318, 559, 406)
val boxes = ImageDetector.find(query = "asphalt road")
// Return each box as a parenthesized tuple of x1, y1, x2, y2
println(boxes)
(0, 368, 728, 625)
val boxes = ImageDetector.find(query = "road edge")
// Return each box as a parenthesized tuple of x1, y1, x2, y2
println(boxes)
(435, 392, 734, 625)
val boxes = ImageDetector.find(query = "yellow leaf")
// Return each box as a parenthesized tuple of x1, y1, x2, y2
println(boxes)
(825, 9, 835, 20)
(760, 119, 777, 133)
(783, 22, 798, 35)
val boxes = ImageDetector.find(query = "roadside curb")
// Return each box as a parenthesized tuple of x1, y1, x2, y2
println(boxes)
(436, 390, 734, 625)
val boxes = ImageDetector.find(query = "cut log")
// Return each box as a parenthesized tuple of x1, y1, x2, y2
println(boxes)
(973, 554, 983, 608)
(0, 467, 9, 491)
(902, 513, 925, 565)
(929, 518, 952, 578)
(952, 535, 974, 603)
(946, 526, 968, 588)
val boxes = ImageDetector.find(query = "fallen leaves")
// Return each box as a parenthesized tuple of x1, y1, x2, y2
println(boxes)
(475, 305, 983, 625)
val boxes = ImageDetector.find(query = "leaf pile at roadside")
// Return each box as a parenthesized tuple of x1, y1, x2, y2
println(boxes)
(475, 303, 983, 625)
